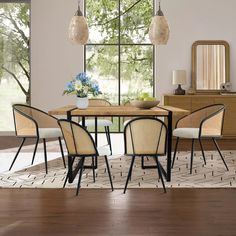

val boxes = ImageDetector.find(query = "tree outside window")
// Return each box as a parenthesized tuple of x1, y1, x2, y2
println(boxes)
(0, 1, 30, 131)
(86, 0, 154, 132)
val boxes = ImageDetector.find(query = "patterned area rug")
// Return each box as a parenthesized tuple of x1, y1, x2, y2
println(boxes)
(1, 150, 236, 189)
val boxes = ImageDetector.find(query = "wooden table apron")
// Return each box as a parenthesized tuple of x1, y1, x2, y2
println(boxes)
(49, 105, 188, 184)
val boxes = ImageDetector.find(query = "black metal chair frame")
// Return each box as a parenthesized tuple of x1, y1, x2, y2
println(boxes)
(123, 117, 168, 194)
(58, 119, 114, 196)
(10, 104, 66, 174)
(171, 104, 229, 174)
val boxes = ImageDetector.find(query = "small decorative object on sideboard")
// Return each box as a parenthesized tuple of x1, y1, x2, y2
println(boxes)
(63, 73, 102, 109)
(220, 82, 232, 92)
(172, 70, 187, 95)
(131, 92, 160, 109)
(220, 82, 235, 95)
(187, 86, 196, 95)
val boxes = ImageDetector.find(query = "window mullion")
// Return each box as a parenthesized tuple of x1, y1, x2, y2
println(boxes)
(84, 0, 154, 133)
(118, 0, 121, 132)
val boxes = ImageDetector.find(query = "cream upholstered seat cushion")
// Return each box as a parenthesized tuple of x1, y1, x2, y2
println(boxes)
(38, 128, 62, 139)
(173, 128, 199, 139)
(79, 119, 112, 127)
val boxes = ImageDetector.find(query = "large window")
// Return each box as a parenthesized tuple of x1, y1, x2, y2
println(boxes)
(0, 1, 30, 132)
(85, 0, 154, 132)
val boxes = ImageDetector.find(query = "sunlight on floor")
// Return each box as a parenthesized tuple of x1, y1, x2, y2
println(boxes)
(0, 134, 124, 174)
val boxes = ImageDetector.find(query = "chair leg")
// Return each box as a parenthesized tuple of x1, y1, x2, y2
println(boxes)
(58, 137, 66, 168)
(190, 139, 195, 174)
(43, 138, 48, 174)
(63, 172, 69, 188)
(104, 155, 114, 191)
(129, 156, 136, 181)
(76, 157, 85, 196)
(172, 137, 179, 168)
(105, 126, 109, 140)
(105, 126, 112, 156)
(107, 127, 112, 156)
(199, 138, 206, 165)
(212, 138, 229, 171)
(63, 157, 75, 188)
(92, 156, 96, 183)
(141, 156, 144, 169)
(129, 166, 133, 182)
(9, 138, 26, 171)
(31, 138, 39, 165)
(124, 156, 135, 194)
(155, 156, 166, 193)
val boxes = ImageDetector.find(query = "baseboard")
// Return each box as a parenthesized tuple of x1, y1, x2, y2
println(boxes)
(174, 138, 236, 151)
(0, 131, 15, 136)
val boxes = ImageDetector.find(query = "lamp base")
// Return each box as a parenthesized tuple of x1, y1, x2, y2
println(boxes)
(174, 84, 185, 95)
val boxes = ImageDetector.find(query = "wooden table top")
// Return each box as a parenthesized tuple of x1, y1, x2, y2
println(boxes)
(48, 105, 189, 117)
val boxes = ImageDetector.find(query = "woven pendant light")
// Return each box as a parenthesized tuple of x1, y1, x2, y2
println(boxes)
(69, 0, 89, 45)
(149, 0, 170, 45)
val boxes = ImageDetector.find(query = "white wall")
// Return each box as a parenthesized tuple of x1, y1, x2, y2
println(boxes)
(155, 0, 236, 99)
(31, 0, 236, 110)
(31, 0, 84, 110)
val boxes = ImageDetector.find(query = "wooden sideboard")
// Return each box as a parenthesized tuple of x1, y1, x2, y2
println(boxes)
(163, 94, 236, 139)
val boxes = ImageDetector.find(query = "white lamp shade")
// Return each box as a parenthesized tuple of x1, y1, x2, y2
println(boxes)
(172, 70, 187, 85)
(69, 16, 89, 45)
(149, 15, 170, 45)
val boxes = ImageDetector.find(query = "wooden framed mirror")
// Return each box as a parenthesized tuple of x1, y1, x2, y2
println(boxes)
(191, 40, 230, 93)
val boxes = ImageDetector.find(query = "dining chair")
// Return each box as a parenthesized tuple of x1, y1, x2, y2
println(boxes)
(58, 119, 114, 195)
(123, 117, 167, 193)
(10, 104, 66, 173)
(172, 104, 228, 174)
(79, 99, 113, 155)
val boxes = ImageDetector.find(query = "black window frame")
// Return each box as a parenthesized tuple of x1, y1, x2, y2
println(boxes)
(84, 0, 155, 133)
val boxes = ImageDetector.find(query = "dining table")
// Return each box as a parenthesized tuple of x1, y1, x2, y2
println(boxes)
(49, 104, 189, 184)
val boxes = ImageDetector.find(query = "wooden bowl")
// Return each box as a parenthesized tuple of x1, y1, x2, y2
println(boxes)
(130, 100, 160, 109)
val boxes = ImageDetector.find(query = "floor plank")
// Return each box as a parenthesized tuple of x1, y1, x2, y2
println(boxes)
(0, 136, 56, 150)
(1, 136, 236, 151)
(0, 189, 236, 236)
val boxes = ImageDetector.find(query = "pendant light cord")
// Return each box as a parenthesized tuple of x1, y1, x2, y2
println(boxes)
(75, 0, 83, 16)
(157, 0, 164, 16)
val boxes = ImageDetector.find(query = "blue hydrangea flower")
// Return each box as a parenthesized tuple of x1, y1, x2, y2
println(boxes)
(63, 72, 102, 97)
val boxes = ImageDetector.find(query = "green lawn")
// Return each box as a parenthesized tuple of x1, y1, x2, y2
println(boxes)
(0, 79, 27, 131)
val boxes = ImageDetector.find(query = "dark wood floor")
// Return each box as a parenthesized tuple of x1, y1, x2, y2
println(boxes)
(1, 137, 236, 235)
(0, 189, 236, 236)
(0, 136, 57, 150)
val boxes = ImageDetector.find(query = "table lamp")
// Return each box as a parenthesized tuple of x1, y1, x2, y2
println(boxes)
(172, 70, 187, 95)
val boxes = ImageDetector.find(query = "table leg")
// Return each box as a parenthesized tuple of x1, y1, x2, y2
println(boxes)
(66, 110, 73, 183)
(82, 116, 85, 127)
(68, 155, 73, 183)
(95, 116, 98, 146)
(166, 110, 172, 182)
(66, 111, 72, 121)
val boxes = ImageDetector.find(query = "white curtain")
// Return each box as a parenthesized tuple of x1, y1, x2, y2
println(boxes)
(197, 45, 225, 90)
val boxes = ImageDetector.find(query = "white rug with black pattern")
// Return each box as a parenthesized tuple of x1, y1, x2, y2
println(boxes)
(0, 142, 236, 189)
